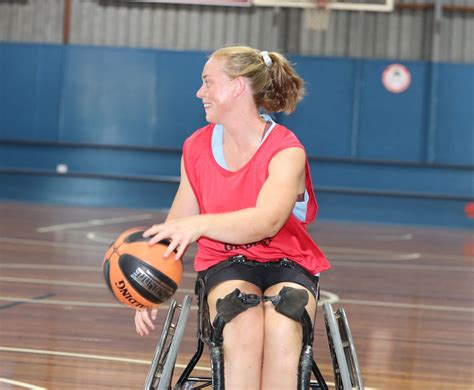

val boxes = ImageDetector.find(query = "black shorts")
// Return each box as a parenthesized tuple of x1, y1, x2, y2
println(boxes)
(197, 256, 320, 299)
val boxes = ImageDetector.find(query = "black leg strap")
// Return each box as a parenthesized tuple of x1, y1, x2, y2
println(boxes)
(215, 288, 261, 324)
(265, 286, 315, 390)
(208, 288, 262, 390)
(264, 286, 309, 322)
(210, 288, 261, 345)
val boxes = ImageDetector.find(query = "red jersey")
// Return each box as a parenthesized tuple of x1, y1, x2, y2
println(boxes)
(183, 123, 330, 275)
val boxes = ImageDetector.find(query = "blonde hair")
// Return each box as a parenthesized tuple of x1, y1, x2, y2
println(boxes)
(211, 46, 305, 114)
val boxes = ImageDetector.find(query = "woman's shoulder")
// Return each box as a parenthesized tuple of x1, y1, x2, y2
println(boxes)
(183, 124, 214, 161)
(270, 124, 303, 148)
(184, 123, 214, 148)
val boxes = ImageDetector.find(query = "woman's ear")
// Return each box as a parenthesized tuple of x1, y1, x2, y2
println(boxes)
(233, 76, 247, 97)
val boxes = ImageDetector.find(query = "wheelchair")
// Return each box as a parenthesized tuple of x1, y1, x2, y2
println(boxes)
(143, 260, 364, 390)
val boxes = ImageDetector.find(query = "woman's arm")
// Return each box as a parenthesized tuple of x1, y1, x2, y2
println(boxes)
(135, 156, 199, 336)
(165, 156, 200, 223)
(144, 147, 306, 258)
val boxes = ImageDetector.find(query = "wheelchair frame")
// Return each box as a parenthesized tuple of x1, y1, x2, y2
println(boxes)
(144, 277, 364, 390)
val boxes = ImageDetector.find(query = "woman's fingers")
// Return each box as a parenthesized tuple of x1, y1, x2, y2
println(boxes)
(143, 221, 194, 260)
(172, 239, 188, 260)
(143, 224, 166, 238)
(135, 309, 155, 336)
(163, 238, 182, 259)
(148, 232, 167, 247)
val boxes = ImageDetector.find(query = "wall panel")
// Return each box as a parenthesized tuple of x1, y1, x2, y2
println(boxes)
(357, 60, 427, 162)
(0, 44, 63, 140)
(1, 0, 473, 63)
(0, 44, 472, 227)
(435, 63, 474, 166)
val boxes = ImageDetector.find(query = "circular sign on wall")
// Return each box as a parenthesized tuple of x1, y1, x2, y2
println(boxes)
(382, 64, 411, 93)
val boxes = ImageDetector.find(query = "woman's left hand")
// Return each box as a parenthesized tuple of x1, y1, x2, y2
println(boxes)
(143, 216, 204, 260)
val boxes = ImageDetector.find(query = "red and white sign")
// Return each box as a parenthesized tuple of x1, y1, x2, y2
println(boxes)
(382, 64, 411, 93)
(122, 0, 251, 5)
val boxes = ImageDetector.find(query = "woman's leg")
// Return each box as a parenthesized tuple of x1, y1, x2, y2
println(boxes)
(261, 282, 317, 390)
(207, 280, 264, 390)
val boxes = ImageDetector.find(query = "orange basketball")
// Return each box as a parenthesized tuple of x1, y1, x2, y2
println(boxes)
(102, 227, 183, 310)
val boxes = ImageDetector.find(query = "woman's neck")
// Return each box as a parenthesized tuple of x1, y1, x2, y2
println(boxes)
(221, 110, 267, 151)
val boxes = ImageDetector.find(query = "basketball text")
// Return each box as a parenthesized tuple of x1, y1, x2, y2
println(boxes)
(115, 279, 146, 309)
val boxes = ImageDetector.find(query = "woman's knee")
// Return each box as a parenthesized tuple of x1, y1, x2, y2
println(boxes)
(224, 306, 264, 356)
(262, 282, 316, 354)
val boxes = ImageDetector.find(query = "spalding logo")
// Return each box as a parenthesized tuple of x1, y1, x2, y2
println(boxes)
(130, 268, 175, 302)
(115, 279, 146, 309)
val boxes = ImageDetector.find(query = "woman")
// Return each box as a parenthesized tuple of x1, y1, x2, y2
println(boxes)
(135, 46, 330, 389)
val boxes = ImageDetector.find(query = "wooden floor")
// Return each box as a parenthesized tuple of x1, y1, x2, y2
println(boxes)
(0, 201, 473, 390)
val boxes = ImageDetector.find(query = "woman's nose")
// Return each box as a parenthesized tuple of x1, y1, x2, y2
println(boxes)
(196, 84, 204, 99)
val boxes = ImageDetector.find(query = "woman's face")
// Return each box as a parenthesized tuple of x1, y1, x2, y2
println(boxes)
(196, 57, 236, 124)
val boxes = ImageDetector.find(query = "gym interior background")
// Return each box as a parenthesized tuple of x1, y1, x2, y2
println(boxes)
(1, 0, 472, 228)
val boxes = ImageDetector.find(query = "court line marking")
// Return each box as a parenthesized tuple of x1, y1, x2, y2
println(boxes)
(0, 297, 160, 309)
(323, 246, 421, 261)
(0, 263, 101, 271)
(36, 214, 154, 233)
(0, 346, 211, 372)
(330, 253, 421, 261)
(0, 293, 56, 311)
(0, 378, 46, 390)
(0, 237, 105, 251)
(0, 347, 377, 389)
(332, 261, 474, 272)
(0, 264, 196, 278)
(339, 299, 474, 313)
(0, 276, 195, 294)
(1, 236, 471, 261)
(87, 231, 118, 244)
(345, 232, 414, 241)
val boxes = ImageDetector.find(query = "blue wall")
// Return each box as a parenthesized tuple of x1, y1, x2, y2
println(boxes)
(1, 43, 473, 228)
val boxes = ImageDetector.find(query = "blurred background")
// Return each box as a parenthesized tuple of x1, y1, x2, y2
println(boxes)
(0, 0, 472, 228)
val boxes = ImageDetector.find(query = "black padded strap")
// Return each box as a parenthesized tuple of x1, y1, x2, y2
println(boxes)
(215, 288, 261, 323)
(210, 288, 261, 346)
(265, 286, 309, 322)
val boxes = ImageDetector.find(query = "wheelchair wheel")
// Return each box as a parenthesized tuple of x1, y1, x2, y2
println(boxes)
(323, 303, 364, 390)
(144, 295, 193, 390)
(336, 307, 364, 389)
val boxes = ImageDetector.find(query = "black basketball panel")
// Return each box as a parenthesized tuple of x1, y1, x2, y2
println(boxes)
(118, 254, 178, 304)
(123, 233, 174, 253)
(124, 231, 148, 243)
(103, 259, 113, 293)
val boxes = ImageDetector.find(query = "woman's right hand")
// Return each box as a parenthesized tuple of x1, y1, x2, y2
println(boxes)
(135, 308, 158, 336)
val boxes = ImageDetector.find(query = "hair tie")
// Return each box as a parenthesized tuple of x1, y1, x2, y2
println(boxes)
(260, 51, 273, 67)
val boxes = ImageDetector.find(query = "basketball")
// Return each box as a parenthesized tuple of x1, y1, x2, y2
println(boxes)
(103, 226, 183, 310)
